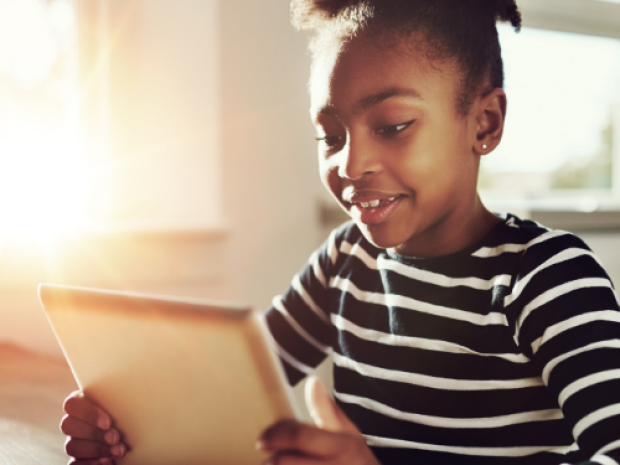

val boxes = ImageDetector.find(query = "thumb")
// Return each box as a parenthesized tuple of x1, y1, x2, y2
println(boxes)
(304, 376, 360, 434)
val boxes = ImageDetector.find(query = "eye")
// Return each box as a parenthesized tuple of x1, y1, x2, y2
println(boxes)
(375, 120, 415, 138)
(314, 134, 345, 148)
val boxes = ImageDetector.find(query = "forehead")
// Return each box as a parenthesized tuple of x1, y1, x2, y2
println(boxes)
(309, 34, 459, 117)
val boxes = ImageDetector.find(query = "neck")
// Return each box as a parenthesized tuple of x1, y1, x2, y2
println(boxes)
(390, 194, 501, 259)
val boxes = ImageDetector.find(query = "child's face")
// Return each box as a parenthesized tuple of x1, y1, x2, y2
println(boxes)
(310, 34, 485, 256)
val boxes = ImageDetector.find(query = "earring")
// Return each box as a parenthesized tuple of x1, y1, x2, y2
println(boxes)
(481, 144, 488, 150)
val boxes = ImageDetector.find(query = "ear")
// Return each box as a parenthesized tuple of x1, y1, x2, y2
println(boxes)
(473, 87, 506, 155)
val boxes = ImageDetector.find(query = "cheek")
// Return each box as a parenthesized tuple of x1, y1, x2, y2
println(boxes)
(390, 144, 440, 183)
(403, 124, 469, 172)
(389, 139, 468, 197)
(319, 158, 340, 196)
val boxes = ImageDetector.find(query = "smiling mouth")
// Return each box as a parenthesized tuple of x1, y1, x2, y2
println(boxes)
(347, 195, 404, 225)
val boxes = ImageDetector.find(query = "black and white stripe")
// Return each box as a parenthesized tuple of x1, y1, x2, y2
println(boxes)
(265, 215, 620, 465)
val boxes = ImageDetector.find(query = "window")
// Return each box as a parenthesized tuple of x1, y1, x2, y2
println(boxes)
(0, 0, 222, 238)
(479, 0, 620, 214)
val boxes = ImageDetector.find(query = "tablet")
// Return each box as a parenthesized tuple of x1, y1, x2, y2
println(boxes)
(38, 283, 300, 465)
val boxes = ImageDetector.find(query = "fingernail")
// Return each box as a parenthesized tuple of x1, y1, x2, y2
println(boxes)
(104, 429, 118, 445)
(255, 440, 264, 450)
(99, 458, 111, 465)
(110, 443, 125, 457)
(97, 415, 111, 430)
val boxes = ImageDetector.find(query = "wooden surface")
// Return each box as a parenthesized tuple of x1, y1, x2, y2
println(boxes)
(0, 343, 76, 465)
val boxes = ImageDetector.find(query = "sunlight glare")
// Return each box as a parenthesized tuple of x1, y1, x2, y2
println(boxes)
(0, 0, 90, 240)
(48, 0, 75, 34)
(0, 128, 90, 238)
(0, 0, 59, 87)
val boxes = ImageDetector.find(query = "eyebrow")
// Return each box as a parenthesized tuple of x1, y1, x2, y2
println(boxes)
(317, 87, 423, 117)
(355, 87, 423, 113)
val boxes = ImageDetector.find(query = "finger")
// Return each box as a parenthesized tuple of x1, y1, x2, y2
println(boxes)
(68, 458, 116, 465)
(65, 437, 126, 460)
(64, 391, 112, 430)
(259, 420, 357, 458)
(61, 415, 120, 445)
(304, 377, 359, 434)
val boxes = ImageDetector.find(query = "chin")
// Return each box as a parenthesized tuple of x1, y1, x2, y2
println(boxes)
(356, 222, 409, 251)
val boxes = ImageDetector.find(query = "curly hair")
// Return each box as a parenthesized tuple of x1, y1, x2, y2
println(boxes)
(291, 0, 521, 116)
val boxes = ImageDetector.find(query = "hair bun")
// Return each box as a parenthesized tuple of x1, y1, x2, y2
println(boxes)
(495, 0, 522, 31)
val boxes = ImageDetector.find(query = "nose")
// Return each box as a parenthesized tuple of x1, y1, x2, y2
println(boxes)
(337, 137, 382, 180)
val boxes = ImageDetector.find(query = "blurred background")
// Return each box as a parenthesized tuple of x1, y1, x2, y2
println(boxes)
(0, 0, 619, 360)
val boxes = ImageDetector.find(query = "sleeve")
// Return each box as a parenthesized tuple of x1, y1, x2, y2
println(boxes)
(264, 227, 341, 386)
(512, 233, 620, 465)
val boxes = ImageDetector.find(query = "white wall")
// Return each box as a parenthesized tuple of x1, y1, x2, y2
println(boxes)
(79, 0, 222, 227)
(218, 1, 326, 310)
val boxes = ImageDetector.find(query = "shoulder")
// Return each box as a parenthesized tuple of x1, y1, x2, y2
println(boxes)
(488, 213, 610, 292)
(474, 214, 592, 266)
(504, 214, 599, 278)
(499, 215, 618, 352)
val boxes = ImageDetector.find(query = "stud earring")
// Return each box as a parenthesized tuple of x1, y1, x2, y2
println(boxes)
(481, 144, 488, 150)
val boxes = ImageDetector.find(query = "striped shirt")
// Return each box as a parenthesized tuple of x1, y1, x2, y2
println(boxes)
(265, 214, 620, 465)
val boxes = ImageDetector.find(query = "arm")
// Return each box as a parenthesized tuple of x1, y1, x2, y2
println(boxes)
(514, 235, 620, 464)
(259, 228, 382, 464)
(264, 227, 343, 386)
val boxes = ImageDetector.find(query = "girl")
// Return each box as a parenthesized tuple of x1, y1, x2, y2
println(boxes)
(61, 1, 620, 464)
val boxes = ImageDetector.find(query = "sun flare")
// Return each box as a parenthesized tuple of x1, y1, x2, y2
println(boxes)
(0, 128, 90, 238)
(0, 0, 92, 240)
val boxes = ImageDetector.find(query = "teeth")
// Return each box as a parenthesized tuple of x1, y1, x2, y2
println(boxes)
(356, 197, 400, 208)
(358, 199, 381, 208)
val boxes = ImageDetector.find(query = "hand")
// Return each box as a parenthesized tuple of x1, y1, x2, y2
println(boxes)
(60, 390, 128, 465)
(257, 376, 381, 465)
